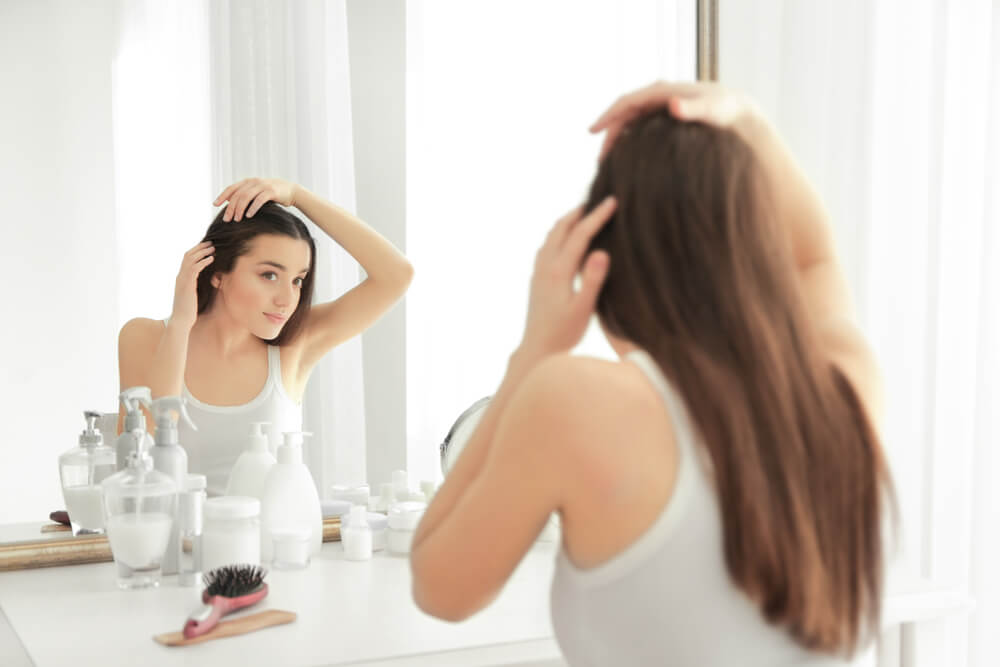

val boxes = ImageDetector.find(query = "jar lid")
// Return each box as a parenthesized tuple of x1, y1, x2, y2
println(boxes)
(321, 499, 352, 518)
(340, 510, 388, 531)
(204, 496, 260, 520)
(387, 501, 427, 531)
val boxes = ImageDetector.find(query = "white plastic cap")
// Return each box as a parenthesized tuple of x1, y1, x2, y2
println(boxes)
(204, 496, 260, 521)
(349, 504, 368, 527)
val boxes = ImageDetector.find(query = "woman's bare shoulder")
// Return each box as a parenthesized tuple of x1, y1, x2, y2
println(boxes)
(118, 317, 165, 353)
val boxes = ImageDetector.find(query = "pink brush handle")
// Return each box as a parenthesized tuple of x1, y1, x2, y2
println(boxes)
(183, 583, 269, 639)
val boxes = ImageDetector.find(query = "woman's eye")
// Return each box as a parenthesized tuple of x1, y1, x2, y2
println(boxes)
(293, 277, 304, 287)
(262, 272, 277, 281)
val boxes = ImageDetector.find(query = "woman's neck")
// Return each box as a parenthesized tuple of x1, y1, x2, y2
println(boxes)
(190, 308, 264, 360)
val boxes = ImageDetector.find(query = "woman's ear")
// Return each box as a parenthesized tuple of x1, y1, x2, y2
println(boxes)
(211, 273, 222, 289)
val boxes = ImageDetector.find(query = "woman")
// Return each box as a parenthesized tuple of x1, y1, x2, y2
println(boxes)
(410, 82, 895, 665)
(118, 178, 413, 495)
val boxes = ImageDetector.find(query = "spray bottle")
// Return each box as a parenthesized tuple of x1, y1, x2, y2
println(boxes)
(116, 387, 154, 472)
(149, 395, 195, 575)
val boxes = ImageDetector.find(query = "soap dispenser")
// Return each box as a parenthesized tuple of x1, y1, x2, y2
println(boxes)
(150, 395, 195, 575)
(101, 429, 177, 590)
(260, 431, 322, 563)
(116, 387, 154, 471)
(225, 422, 277, 502)
(58, 410, 117, 535)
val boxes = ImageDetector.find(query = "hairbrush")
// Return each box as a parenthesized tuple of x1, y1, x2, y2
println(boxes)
(183, 564, 269, 639)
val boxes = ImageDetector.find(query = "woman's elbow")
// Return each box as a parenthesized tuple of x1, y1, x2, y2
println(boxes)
(410, 553, 474, 622)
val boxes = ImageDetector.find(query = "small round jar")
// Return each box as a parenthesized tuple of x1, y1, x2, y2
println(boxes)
(339, 510, 388, 551)
(272, 526, 311, 570)
(202, 496, 261, 573)
(387, 501, 427, 555)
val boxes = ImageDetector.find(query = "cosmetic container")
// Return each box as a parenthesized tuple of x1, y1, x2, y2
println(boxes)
(178, 474, 206, 587)
(321, 499, 352, 519)
(272, 526, 311, 570)
(387, 501, 427, 555)
(225, 422, 276, 501)
(202, 496, 261, 573)
(342, 505, 372, 561)
(115, 387, 154, 472)
(59, 411, 116, 535)
(150, 396, 194, 575)
(329, 483, 369, 507)
(101, 433, 177, 590)
(260, 432, 322, 562)
(340, 510, 388, 551)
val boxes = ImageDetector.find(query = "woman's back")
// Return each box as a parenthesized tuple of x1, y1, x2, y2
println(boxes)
(551, 349, 859, 666)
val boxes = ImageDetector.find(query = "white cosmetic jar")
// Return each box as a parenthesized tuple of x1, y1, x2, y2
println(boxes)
(202, 496, 261, 573)
(339, 510, 388, 551)
(387, 501, 427, 555)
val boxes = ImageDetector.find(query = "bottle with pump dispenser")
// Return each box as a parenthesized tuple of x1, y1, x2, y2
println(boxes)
(116, 387, 154, 471)
(149, 395, 195, 575)
(225, 422, 276, 501)
(260, 431, 322, 563)
(59, 411, 117, 535)
(101, 428, 177, 589)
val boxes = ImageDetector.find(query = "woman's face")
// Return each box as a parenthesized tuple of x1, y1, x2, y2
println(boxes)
(212, 233, 312, 339)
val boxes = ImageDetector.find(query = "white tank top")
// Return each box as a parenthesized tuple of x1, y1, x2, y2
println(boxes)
(162, 319, 303, 497)
(550, 349, 857, 666)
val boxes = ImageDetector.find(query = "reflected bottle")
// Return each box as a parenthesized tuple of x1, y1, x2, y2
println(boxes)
(101, 429, 177, 590)
(58, 411, 117, 535)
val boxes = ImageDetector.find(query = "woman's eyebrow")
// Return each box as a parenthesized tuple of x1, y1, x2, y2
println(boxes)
(257, 260, 309, 275)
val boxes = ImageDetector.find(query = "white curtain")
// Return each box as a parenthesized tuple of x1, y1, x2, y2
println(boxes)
(112, 0, 364, 496)
(720, 1, 999, 665)
(405, 0, 698, 485)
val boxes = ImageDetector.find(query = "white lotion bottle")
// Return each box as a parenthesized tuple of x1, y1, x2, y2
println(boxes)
(116, 387, 154, 471)
(225, 422, 276, 501)
(260, 431, 322, 563)
(149, 395, 195, 575)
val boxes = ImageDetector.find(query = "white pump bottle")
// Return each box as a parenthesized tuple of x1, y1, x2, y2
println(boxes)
(260, 431, 322, 562)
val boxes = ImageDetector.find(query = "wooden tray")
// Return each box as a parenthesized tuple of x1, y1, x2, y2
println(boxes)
(0, 517, 340, 572)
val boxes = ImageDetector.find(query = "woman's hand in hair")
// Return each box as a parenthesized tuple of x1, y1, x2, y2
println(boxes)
(171, 241, 215, 331)
(213, 177, 298, 222)
(590, 81, 760, 160)
(518, 198, 617, 360)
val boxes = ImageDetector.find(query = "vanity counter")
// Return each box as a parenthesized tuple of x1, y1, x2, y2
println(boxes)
(0, 539, 565, 667)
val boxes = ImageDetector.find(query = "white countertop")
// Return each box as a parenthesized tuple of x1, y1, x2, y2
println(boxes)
(0, 528, 975, 667)
(0, 540, 566, 667)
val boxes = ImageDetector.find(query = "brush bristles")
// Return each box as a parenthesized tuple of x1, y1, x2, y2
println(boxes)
(202, 564, 267, 597)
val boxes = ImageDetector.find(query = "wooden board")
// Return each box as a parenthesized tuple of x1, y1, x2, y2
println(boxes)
(153, 609, 297, 646)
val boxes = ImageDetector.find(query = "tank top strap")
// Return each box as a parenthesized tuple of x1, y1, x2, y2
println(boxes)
(624, 349, 698, 462)
(266, 345, 282, 385)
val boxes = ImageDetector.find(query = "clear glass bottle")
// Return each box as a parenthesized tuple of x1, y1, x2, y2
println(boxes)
(59, 411, 117, 535)
(100, 433, 177, 590)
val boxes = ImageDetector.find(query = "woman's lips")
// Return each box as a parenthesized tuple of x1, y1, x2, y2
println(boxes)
(265, 312, 287, 324)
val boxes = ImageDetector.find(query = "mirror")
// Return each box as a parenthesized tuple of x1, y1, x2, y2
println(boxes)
(0, 0, 704, 567)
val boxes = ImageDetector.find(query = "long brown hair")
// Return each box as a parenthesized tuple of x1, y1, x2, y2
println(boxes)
(196, 201, 317, 346)
(583, 110, 895, 655)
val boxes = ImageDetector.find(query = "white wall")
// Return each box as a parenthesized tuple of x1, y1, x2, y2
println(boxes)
(0, 0, 119, 524)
